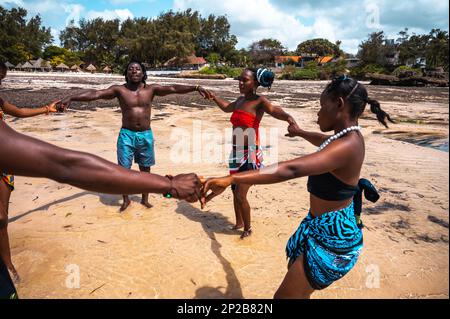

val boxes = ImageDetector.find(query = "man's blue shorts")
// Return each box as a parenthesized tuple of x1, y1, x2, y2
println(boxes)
(117, 128, 155, 169)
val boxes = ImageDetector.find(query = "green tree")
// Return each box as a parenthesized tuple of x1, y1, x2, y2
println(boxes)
(196, 14, 237, 61)
(227, 49, 250, 67)
(296, 38, 342, 57)
(43, 45, 82, 67)
(58, 9, 240, 70)
(0, 6, 52, 64)
(248, 38, 285, 66)
(206, 52, 221, 65)
(357, 31, 390, 66)
(426, 29, 449, 70)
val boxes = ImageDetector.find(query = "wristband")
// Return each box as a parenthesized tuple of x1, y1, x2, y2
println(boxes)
(163, 175, 178, 198)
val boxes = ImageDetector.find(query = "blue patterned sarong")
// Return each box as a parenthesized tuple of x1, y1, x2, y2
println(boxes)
(286, 201, 363, 290)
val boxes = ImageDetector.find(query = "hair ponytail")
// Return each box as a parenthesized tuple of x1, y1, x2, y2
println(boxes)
(367, 98, 395, 128)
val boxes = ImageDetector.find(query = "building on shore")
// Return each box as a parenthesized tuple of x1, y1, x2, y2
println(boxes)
(163, 55, 208, 70)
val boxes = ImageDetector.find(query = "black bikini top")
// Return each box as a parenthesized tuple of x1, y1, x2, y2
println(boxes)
(307, 173, 381, 228)
(308, 173, 359, 201)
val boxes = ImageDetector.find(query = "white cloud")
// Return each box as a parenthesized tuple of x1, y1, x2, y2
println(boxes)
(86, 9, 134, 21)
(0, 0, 24, 6)
(2, 0, 448, 54)
(109, 0, 156, 4)
(173, 0, 449, 54)
(110, 0, 141, 4)
(174, 0, 314, 51)
(64, 4, 84, 26)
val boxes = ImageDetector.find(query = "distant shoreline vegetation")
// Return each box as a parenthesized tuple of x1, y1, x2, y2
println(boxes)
(0, 6, 448, 82)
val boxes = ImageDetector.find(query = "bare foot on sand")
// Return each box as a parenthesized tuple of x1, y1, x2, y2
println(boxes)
(240, 228, 252, 239)
(120, 198, 131, 212)
(140, 200, 153, 209)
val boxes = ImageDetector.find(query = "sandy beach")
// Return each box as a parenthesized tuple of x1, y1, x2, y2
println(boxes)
(1, 72, 448, 299)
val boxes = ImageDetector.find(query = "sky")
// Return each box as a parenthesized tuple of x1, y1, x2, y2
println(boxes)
(0, 0, 448, 54)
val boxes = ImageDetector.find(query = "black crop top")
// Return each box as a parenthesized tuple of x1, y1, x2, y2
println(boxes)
(308, 174, 381, 229)
(307, 173, 359, 201)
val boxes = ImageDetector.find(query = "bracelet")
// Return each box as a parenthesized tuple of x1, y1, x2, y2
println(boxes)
(163, 175, 178, 198)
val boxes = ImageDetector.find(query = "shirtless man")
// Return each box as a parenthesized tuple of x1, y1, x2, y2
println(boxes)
(60, 61, 211, 211)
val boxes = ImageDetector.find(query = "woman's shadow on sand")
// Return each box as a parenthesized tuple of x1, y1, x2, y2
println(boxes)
(175, 201, 244, 299)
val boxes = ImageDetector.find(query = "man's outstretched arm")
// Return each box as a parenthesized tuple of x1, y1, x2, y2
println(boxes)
(60, 85, 119, 110)
(0, 121, 201, 198)
(152, 84, 211, 99)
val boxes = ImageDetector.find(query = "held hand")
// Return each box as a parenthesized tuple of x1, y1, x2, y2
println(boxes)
(58, 97, 71, 112)
(287, 116, 297, 126)
(170, 173, 202, 203)
(285, 121, 302, 138)
(47, 100, 61, 113)
(201, 176, 233, 208)
(197, 87, 214, 100)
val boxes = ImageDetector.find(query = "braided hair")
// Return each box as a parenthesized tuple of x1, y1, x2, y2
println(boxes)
(324, 75, 395, 128)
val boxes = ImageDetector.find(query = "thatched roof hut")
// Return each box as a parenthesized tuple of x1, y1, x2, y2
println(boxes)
(164, 55, 207, 69)
(102, 66, 112, 73)
(70, 64, 81, 72)
(85, 64, 97, 73)
(21, 61, 34, 70)
(56, 63, 70, 72)
(4, 62, 14, 70)
(15, 63, 22, 70)
(32, 58, 51, 71)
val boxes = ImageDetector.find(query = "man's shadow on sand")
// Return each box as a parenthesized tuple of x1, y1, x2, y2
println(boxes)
(8, 191, 140, 223)
(175, 201, 244, 299)
(9, 193, 244, 298)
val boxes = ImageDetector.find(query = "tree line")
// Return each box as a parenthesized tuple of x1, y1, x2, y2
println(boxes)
(0, 5, 448, 73)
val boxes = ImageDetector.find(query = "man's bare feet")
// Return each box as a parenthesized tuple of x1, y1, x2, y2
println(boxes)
(140, 200, 153, 209)
(120, 198, 131, 212)
(240, 227, 252, 239)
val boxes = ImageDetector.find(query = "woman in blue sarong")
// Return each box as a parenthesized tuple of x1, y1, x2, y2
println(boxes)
(202, 75, 393, 298)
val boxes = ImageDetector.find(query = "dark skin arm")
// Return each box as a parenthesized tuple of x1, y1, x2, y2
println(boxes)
(202, 137, 356, 206)
(0, 205, 6, 229)
(205, 90, 237, 113)
(285, 121, 331, 147)
(152, 84, 211, 99)
(59, 85, 119, 110)
(0, 121, 202, 204)
(260, 96, 296, 125)
(0, 96, 60, 117)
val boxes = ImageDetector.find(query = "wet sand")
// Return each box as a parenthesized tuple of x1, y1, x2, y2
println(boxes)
(1, 72, 449, 299)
